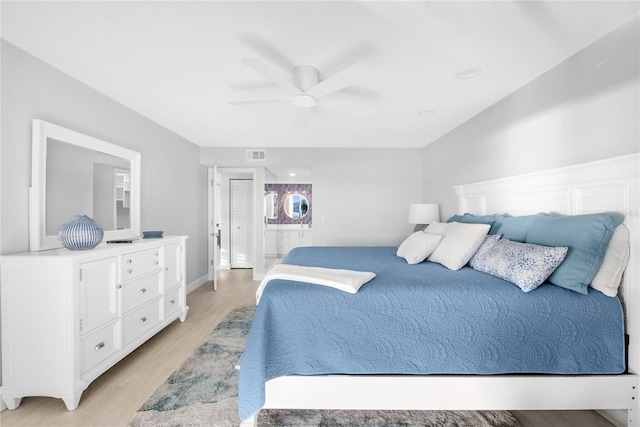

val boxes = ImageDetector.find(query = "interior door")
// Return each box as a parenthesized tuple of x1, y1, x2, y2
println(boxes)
(207, 167, 221, 290)
(230, 179, 254, 269)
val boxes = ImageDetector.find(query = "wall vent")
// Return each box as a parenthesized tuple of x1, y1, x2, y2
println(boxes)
(246, 149, 266, 161)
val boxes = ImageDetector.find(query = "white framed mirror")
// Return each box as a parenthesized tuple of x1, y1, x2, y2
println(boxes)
(30, 119, 141, 251)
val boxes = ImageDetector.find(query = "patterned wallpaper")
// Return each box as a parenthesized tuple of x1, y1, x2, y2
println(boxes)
(265, 183, 312, 225)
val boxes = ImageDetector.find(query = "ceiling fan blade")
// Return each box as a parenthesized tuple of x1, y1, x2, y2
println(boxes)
(320, 97, 374, 116)
(239, 58, 300, 95)
(306, 63, 373, 99)
(228, 97, 290, 105)
(239, 34, 296, 74)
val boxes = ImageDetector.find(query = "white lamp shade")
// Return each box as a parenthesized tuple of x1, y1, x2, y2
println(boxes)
(408, 203, 440, 224)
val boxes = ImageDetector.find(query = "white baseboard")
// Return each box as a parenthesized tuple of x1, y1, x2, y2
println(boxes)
(0, 390, 5, 412)
(187, 274, 209, 294)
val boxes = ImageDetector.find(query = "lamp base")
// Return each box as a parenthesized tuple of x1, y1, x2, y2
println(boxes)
(413, 224, 428, 232)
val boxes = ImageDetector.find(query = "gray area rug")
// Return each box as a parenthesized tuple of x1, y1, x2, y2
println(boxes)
(129, 305, 521, 427)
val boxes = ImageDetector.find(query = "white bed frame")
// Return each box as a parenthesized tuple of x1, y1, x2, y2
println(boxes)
(242, 153, 640, 427)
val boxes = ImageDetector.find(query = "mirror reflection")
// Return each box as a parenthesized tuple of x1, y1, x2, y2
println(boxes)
(284, 193, 309, 219)
(46, 138, 131, 234)
(114, 169, 131, 229)
(264, 193, 278, 219)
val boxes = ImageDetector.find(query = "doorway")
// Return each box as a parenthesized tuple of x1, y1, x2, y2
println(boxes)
(208, 167, 262, 287)
(230, 178, 253, 268)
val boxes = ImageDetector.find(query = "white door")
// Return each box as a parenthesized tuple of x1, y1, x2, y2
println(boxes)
(207, 167, 221, 290)
(230, 179, 253, 268)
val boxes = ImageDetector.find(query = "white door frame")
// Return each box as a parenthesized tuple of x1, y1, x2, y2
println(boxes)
(207, 166, 219, 290)
(208, 167, 265, 284)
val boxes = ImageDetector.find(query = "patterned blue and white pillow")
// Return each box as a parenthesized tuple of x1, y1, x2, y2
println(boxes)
(469, 234, 502, 267)
(470, 239, 568, 292)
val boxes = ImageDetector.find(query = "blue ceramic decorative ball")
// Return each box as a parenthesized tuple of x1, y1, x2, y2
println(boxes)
(58, 214, 104, 250)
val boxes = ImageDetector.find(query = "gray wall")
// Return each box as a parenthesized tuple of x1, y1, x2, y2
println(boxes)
(423, 16, 640, 220)
(0, 40, 209, 285)
(201, 147, 423, 247)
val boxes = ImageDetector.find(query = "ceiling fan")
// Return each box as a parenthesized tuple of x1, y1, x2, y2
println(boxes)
(229, 58, 374, 113)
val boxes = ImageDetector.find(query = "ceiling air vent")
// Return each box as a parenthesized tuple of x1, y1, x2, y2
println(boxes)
(246, 149, 266, 161)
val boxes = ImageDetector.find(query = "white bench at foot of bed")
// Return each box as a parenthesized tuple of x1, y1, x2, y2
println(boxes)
(239, 374, 639, 427)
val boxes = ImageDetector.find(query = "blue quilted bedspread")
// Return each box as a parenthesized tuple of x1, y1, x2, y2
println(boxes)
(238, 246, 625, 420)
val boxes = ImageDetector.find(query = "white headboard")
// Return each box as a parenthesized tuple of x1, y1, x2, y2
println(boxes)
(455, 153, 639, 373)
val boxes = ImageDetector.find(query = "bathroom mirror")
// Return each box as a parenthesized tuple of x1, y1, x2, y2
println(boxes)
(284, 193, 309, 219)
(265, 193, 278, 219)
(30, 120, 141, 251)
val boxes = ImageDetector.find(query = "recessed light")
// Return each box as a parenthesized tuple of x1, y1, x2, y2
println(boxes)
(418, 110, 436, 116)
(289, 173, 296, 177)
(455, 68, 482, 79)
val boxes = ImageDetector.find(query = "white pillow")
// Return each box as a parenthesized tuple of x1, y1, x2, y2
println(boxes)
(590, 224, 630, 297)
(397, 232, 442, 264)
(427, 222, 490, 270)
(424, 221, 450, 235)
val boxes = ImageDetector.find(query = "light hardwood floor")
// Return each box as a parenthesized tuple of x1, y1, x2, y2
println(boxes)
(0, 269, 613, 427)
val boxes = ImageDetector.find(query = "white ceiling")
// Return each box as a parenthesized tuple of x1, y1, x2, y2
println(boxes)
(2, 1, 638, 149)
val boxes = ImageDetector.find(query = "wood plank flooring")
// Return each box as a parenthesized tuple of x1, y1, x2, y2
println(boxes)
(0, 269, 613, 426)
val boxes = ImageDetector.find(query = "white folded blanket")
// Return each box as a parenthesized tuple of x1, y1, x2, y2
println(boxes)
(256, 264, 376, 304)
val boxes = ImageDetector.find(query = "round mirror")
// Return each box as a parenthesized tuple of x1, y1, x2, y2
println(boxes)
(284, 193, 309, 219)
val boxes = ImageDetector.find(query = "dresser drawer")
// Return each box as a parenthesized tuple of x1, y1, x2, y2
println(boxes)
(121, 248, 160, 281)
(121, 272, 161, 314)
(163, 288, 181, 319)
(121, 300, 161, 346)
(80, 321, 118, 375)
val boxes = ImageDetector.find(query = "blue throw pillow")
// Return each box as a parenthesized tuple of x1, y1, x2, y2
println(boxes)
(525, 212, 625, 294)
(491, 215, 536, 242)
(447, 213, 503, 234)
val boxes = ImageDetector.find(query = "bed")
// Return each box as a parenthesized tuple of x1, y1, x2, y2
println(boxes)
(239, 153, 639, 427)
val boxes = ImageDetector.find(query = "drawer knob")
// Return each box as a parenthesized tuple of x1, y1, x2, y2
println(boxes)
(94, 342, 105, 351)
(127, 259, 133, 264)
(169, 299, 176, 305)
(127, 269, 133, 274)
(139, 288, 147, 294)
(165, 267, 169, 271)
(139, 317, 147, 324)
(155, 261, 159, 265)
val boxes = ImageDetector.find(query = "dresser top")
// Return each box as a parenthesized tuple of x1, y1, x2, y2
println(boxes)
(1, 235, 188, 260)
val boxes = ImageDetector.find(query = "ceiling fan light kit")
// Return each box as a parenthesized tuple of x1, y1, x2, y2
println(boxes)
(293, 94, 317, 108)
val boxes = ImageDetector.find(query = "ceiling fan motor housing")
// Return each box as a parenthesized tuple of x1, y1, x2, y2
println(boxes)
(292, 65, 319, 91)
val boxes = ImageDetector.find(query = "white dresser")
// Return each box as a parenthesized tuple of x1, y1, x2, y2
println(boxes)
(0, 235, 188, 411)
